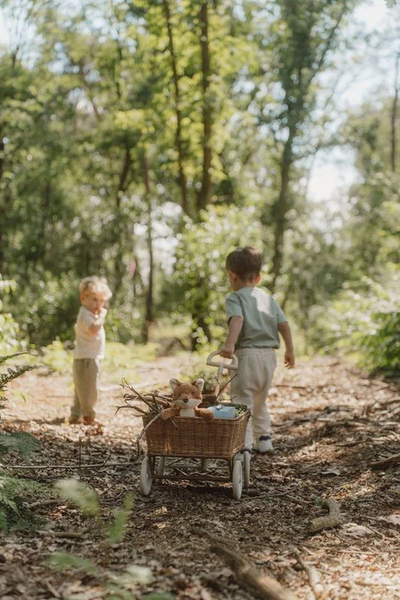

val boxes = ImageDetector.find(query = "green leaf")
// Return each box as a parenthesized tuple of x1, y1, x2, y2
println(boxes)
(0, 352, 30, 365)
(0, 432, 41, 458)
(0, 510, 8, 531)
(55, 479, 100, 516)
(45, 552, 97, 574)
(107, 493, 134, 544)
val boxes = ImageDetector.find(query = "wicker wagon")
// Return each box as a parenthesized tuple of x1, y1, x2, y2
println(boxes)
(139, 406, 250, 500)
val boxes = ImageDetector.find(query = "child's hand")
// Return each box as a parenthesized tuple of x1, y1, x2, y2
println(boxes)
(284, 350, 295, 369)
(220, 344, 235, 358)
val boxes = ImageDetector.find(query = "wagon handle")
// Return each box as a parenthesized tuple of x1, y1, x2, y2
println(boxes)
(206, 351, 238, 371)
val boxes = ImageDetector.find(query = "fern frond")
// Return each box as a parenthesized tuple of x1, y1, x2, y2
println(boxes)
(0, 432, 41, 458)
(0, 353, 31, 366)
(45, 552, 97, 573)
(0, 365, 39, 389)
(0, 476, 40, 514)
(55, 479, 100, 516)
(107, 493, 134, 543)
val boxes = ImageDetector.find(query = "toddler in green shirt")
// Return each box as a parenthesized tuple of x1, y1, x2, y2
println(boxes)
(220, 247, 295, 454)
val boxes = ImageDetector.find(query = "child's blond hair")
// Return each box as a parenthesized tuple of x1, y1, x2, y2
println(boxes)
(79, 276, 112, 300)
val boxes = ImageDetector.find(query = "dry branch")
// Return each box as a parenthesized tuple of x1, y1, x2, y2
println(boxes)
(192, 527, 299, 600)
(0, 460, 132, 471)
(24, 499, 63, 510)
(294, 550, 325, 599)
(39, 530, 85, 539)
(371, 453, 400, 470)
(309, 499, 344, 534)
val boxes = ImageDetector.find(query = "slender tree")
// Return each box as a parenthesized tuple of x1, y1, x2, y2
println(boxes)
(196, 1, 213, 215)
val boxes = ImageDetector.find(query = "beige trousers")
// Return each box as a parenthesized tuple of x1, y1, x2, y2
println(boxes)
(71, 359, 101, 419)
(230, 348, 277, 448)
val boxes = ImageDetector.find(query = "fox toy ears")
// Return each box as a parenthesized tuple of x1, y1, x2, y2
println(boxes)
(170, 378, 182, 391)
(192, 378, 204, 392)
(169, 378, 204, 392)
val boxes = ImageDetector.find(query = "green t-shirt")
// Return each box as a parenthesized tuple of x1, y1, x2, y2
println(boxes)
(225, 286, 287, 349)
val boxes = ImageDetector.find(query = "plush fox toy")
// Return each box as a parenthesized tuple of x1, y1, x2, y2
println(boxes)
(160, 378, 214, 421)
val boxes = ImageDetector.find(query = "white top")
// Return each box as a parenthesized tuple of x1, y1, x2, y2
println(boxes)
(73, 307, 106, 359)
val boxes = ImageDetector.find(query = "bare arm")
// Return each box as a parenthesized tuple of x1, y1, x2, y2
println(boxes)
(220, 316, 243, 358)
(278, 321, 295, 368)
(88, 309, 107, 336)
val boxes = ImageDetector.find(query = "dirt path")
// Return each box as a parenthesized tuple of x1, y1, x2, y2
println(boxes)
(1, 356, 400, 600)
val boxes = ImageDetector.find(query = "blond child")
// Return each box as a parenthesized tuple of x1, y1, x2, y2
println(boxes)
(69, 276, 112, 425)
(220, 247, 295, 454)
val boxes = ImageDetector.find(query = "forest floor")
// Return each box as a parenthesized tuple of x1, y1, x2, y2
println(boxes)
(1, 353, 400, 600)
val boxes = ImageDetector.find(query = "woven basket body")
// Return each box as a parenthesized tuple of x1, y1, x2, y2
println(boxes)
(143, 410, 249, 460)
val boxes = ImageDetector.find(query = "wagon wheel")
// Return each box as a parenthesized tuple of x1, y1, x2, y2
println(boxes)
(243, 451, 251, 489)
(232, 460, 243, 500)
(200, 458, 209, 471)
(157, 456, 165, 478)
(140, 457, 153, 496)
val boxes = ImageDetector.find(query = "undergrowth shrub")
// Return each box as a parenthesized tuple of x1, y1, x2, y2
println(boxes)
(309, 277, 400, 375)
(0, 352, 41, 530)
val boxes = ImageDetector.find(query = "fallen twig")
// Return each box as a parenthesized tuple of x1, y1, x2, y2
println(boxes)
(191, 527, 299, 600)
(294, 550, 325, 599)
(24, 498, 64, 510)
(275, 384, 308, 390)
(309, 499, 344, 534)
(38, 530, 85, 539)
(371, 453, 400, 470)
(44, 580, 61, 599)
(0, 460, 132, 471)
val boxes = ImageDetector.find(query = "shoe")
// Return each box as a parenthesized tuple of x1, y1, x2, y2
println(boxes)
(255, 435, 274, 454)
(83, 416, 101, 426)
(69, 416, 82, 425)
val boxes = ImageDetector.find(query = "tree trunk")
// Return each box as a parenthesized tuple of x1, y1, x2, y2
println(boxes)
(391, 53, 399, 173)
(112, 143, 132, 299)
(141, 152, 154, 344)
(191, 314, 212, 352)
(163, 0, 189, 216)
(270, 128, 295, 292)
(0, 135, 5, 273)
(196, 1, 212, 216)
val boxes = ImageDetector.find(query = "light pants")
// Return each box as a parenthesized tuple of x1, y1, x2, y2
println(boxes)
(230, 348, 277, 449)
(71, 358, 101, 419)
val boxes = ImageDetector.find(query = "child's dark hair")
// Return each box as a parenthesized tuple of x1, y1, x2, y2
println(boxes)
(226, 247, 262, 280)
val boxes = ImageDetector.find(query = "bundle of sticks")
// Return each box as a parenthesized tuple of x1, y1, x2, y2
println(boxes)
(118, 380, 172, 416)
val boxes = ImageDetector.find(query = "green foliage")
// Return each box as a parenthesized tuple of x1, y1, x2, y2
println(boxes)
(0, 352, 39, 407)
(0, 477, 42, 531)
(55, 479, 100, 517)
(41, 340, 72, 374)
(0, 364, 38, 392)
(0, 277, 22, 353)
(0, 353, 42, 530)
(54, 478, 133, 543)
(15, 275, 79, 348)
(47, 481, 141, 598)
(358, 302, 400, 375)
(45, 552, 97, 574)
(0, 0, 398, 378)
(107, 493, 134, 544)
(164, 205, 263, 346)
(107, 565, 154, 598)
(0, 352, 30, 365)
(0, 432, 41, 458)
(309, 277, 400, 374)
